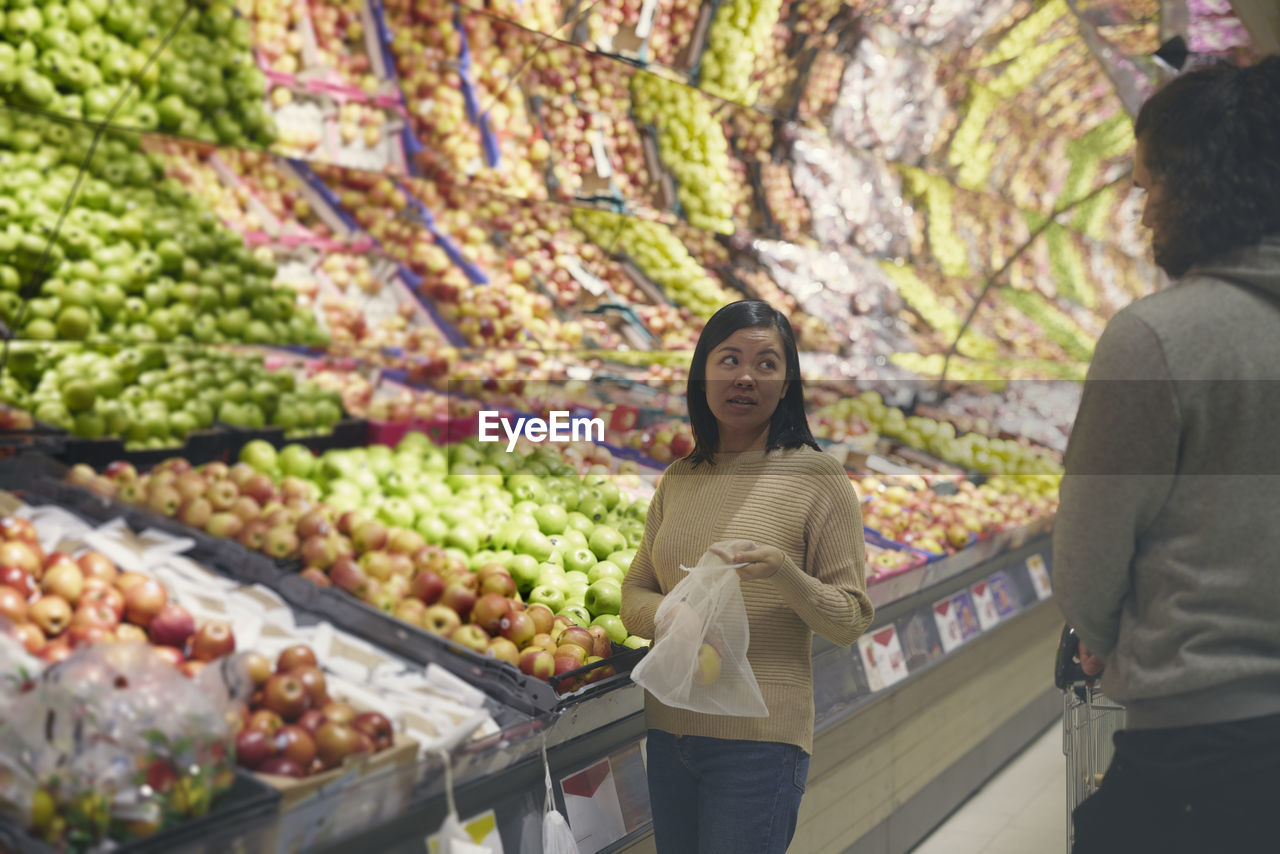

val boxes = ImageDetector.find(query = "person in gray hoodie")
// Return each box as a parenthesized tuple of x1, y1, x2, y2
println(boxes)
(1054, 57, 1280, 853)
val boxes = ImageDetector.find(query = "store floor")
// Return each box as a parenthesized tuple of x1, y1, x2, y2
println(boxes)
(909, 723, 1066, 854)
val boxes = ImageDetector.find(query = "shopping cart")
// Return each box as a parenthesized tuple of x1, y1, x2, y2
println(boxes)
(1054, 624, 1126, 852)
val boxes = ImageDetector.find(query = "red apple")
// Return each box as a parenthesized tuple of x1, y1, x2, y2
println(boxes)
(71, 601, 120, 632)
(559, 627, 594, 657)
(263, 673, 310, 721)
(114, 623, 147, 643)
(470, 593, 511, 635)
(587, 625, 613, 659)
(248, 709, 284, 734)
(320, 701, 356, 726)
(11, 622, 44, 654)
(352, 712, 394, 751)
(297, 709, 326, 734)
(0, 565, 36, 598)
(235, 727, 277, 769)
(291, 665, 329, 707)
(277, 645, 318, 673)
(518, 648, 555, 679)
(0, 586, 26, 623)
(275, 724, 318, 767)
(148, 603, 196, 648)
(525, 603, 555, 635)
(329, 557, 368, 596)
(486, 636, 520, 666)
(422, 603, 462, 636)
(179, 660, 207, 679)
(411, 569, 444, 604)
(190, 621, 236, 662)
(315, 722, 364, 769)
(124, 579, 167, 627)
(76, 551, 118, 584)
(0, 517, 40, 544)
(0, 541, 42, 578)
(439, 582, 476, 621)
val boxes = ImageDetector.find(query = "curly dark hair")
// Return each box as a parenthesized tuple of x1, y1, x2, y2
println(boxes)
(1134, 56, 1280, 277)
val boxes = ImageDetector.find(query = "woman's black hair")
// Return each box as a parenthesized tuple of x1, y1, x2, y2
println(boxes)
(685, 300, 819, 465)
(1134, 56, 1280, 277)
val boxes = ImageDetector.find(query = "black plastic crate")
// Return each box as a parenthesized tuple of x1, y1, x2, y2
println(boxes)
(56, 430, 229, 471)
(0, 770, 280, 854)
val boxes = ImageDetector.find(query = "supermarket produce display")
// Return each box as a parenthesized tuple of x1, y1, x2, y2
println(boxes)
(0, 0, 1266, 850)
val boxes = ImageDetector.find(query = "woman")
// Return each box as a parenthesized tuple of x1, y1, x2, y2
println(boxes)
(621, 299, 874, 854)
(1054, 58, 1280, 853)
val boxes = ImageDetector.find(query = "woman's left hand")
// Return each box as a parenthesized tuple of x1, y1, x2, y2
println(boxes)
(710, 541, 784, 580)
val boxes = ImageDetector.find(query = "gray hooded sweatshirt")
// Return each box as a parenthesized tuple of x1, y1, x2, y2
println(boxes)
(1054, 234, 1280, 730)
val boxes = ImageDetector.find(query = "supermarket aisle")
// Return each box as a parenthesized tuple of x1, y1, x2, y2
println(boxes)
(909, 723, 1066, 854)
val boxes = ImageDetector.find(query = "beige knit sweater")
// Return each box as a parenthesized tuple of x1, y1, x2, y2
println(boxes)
(621, 446, 874, 753)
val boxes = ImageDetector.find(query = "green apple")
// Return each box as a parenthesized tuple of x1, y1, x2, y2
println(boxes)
(559, 604, 592, 629)
(592, 614, 628, 645)
(588, 561, 625, 585)
(528, 585, 565, 613)
(516, 529, 553, 562)
(623, 635, 651, 649)
(278, 443, 314, 477)
(562, 529, 589, 549)
(584, 579, 623, 617)
(508, 554, 541, 594)
(562, 547, 596, 576)
(415, 514, 447, 545)
(588, 526, 626, 561)
(608, 549, 637, 574)
(533, 503, 568, 535)
(445, 524, 480, 554)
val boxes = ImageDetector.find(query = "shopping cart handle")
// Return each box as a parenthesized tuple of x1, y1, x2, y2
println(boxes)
(1054, 623, 1091, 689)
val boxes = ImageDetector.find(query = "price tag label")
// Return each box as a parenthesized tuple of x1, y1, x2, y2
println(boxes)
(1027, 553, 1052, 600)
(857, 626, 909, 692)
(970, 581, 1001, 632)
(932, 597, 964, 654)
(635, 0, 659, 38)
(989, 571, 1017, 618)
(590, 129, 614, 179)
(564, 256, 610, 296)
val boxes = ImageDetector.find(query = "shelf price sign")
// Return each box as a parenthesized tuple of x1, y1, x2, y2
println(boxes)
(969, 580, 1002, 632)
(858, 626, 910, 692)
(933, 591, 980, 654)
(1027, 553, 1053, 601)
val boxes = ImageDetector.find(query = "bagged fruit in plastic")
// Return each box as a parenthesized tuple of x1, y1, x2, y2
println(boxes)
(630, 542, 768, 717)
(0, 641, 251, 849)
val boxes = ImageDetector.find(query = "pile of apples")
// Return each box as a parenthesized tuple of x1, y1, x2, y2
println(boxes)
(610, 417, 695, 465)
(234, 644, 394, 778)
(0, 0, 274, 146)
(759, 161, 812, 241)
(630, 70, 735, 235)
(855, 476, 1051, 555)
(573, 210, 738, 320)
(524, 45, 658, 211)
(0, 111, 322, 349)
(0, 345, 340, 447)
(0, 516, 236, 670)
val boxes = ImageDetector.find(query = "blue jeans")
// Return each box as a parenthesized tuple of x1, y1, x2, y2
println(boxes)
(645, 730, 810, 854)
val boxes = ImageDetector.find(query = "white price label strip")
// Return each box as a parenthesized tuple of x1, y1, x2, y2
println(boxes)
(590, 129, 614, 179)
(970, 581, 1001, 632)
(858, 626, 909, 692)
(1027, 554, 1052, 600)
(635, 0, 659, 38)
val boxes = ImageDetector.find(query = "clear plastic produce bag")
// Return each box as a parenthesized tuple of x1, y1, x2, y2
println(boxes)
(630, 542, 768, 717)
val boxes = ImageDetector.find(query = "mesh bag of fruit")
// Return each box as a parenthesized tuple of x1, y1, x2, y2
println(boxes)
(630, 542, 768, 717)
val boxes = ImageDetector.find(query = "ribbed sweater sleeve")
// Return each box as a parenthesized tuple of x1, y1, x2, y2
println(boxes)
(620, 472, 666, 640)
(771, 471, 874, 646)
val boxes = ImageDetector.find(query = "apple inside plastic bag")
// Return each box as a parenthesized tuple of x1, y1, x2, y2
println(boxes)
(630, 541, 768, 717)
